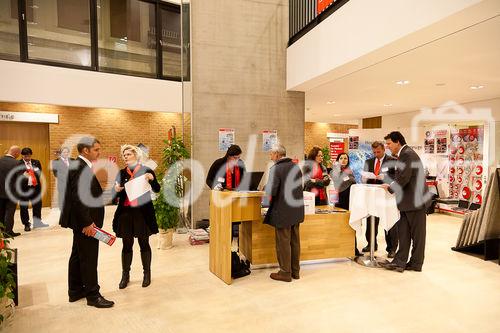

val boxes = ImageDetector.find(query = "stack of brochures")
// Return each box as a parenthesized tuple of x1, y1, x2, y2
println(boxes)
(188, 228, 209, 245)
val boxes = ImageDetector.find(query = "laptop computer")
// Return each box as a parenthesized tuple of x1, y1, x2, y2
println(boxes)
(237, 171, 264, 191)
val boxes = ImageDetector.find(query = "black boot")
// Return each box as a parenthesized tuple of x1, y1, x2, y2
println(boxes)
(141, 251, 152, 288)
(119, 252, 133, 289)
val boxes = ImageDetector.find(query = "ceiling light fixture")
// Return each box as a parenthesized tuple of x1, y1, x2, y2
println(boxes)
(384, 103, 393, 107)
(436, 83, 446, 87)
(332, 114, 341, 117)
(470, 85, 484, 90)
(326, 101, 336, 105)
(395, 80, 410, 85)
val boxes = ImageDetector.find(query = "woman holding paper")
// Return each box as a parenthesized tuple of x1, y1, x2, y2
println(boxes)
(303, 147, 330, 205)
(330, 153, 360, 256)
(112, 145, 161, 289)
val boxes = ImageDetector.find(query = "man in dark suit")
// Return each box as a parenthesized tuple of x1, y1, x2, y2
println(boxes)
(51, 146, 72, 209)
(59, 137, 114, 308)
(382, 132, 430, 272)
(0, 146, 21, 237)
(18, 147, 49, 231)
(264, 144, 304, 282)
(361, 141, 398, 258)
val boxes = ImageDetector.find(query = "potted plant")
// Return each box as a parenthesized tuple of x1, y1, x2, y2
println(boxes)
(321, 146, 332, 170)
(154, 127, 190, 249)
(0, 227, 16, 330)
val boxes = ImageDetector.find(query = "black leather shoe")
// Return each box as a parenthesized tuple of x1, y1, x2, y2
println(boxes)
(405, 265, 422, 272)
(362, 245, 378, 252)
(11, 232, 21, 237)
(292, 272, 300, 280)
(69, 293, 86, 303)
(87, 296, 114, 308)
(384, 263, 404, 273)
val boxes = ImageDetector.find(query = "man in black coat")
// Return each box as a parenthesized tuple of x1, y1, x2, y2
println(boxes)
(382, 132, 430, 272)
(0, 146, 21, 237)
(264, 144, 304, 282)
(51, 146, 72, 209)
(361, 141, 398, 257)
(18, 147, 48, 231)
(59, 137, 114, 308)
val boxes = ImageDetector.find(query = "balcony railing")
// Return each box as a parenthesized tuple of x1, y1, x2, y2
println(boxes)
(288, 0, 350, 46)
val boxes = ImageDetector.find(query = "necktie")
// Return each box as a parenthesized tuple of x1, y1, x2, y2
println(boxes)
(27, 162, 38, 186)
(374, 159, 381, 176)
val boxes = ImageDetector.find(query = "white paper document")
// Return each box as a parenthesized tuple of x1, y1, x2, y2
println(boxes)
(361, 171, 377, 179)
(124, 175, 152, 201)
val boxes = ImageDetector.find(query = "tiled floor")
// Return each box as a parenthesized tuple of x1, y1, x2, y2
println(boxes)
(5, 207, 500, 333)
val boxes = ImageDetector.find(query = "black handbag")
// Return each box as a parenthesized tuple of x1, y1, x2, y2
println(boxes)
(231, 251, 251, 278)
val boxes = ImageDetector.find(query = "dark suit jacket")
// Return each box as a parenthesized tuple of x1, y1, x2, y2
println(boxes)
(206, 157, 246, 189)
(111, 165, 161, 234)
(389, 146, 429, 212)
(18, 159, 42, 195)
(59, 158, 105, 231)
(362, 155, 396, 185)
(0, 155, 19, 199)
(264, 158, 305, 228)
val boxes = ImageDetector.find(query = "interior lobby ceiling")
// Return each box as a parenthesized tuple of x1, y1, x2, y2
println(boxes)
(304, 14, 500, 123)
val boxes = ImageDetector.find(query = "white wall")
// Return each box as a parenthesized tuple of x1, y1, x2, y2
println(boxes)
(0, 60, 182, 113)
(287, 0, 486, 91)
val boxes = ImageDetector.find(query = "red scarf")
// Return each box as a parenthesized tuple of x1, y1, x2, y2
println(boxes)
(311, 163, 326, 201)
(225, 162, 240, 190)
(124, 164, 141, 207)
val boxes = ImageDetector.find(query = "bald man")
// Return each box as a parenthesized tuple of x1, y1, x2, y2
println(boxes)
(0, 146, 22, 237)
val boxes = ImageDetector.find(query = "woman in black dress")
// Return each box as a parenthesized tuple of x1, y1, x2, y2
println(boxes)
(112, 145, 161, 289)
(330, 153, 360, 256)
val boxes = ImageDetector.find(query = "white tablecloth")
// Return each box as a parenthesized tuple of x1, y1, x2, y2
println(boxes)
(348, 184, 400, 232)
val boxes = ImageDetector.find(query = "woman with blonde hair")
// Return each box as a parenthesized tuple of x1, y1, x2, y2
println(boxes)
(112, 144, 161, 289)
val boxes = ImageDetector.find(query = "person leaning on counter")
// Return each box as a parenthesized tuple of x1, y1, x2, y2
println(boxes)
(206, 144, 246, 190)
(264, 144, 304, 282)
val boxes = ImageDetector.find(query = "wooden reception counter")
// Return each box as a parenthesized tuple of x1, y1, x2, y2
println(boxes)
(240, 206, 354, 265)
(209, 190, 354, 284)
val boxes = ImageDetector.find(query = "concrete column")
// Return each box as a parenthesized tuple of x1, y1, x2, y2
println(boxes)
(190, 0, 305, 222)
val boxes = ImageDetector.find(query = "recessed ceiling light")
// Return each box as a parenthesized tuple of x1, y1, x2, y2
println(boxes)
(332, 114, 341, 117)
(395, 80, 410, 85)
(470, 85, 484, 90)
(436, 83, 446, 86)
(326, 101, 336, 105)
(384, 103, 393, 107)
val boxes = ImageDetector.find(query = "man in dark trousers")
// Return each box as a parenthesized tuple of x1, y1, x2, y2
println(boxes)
(0, 146, 21, 237)
(264, 144, 304, 282)
(59, 137, 114, 308)
(361, 141, 398, 258)
(52, 146, 72, 209)
(382, 132, 430, 272)
(18, 147, 49, 231)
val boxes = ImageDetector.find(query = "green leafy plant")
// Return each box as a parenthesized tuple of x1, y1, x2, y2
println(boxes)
(154, 128, 190, 231)
(321, 146, 331, 168)
(0, 225, 16, 324)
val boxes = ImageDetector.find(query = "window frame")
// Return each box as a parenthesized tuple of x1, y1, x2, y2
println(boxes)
(5, 0, 183, 81)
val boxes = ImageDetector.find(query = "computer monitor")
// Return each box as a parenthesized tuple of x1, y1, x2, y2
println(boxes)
(237, 171, 264, 191)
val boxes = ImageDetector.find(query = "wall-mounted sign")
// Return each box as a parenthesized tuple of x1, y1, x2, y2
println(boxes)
(317, 0, 335, 15)
(0, 111, 59, 124)
(329, 140, 344, 161)
(262, 130, 278, 152)
(218, 128, 235, 151)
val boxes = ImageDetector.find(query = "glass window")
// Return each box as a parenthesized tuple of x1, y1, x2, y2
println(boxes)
(98, 0, 157, 78)
(161, 6, 181, 79)
(181, 1, 190, 81)
(26, 0, 92, 66)
(0, 0, 22, 61)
